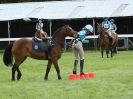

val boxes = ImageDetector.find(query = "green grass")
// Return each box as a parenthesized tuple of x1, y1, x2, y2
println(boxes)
(0, 50, 133, 99)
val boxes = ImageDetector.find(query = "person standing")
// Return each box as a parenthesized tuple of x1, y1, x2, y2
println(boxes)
(72, 24, 93, 74)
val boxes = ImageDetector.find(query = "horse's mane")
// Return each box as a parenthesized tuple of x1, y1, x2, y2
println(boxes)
(52, 25, 65, 38)
(97, 23, 108, 35)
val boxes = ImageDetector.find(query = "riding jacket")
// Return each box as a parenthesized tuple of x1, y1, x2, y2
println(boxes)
(75, 24, 93, 43)
(102, 20, 111, 30)
(110, 23, 117, 31)
(36, 22, 43, 31)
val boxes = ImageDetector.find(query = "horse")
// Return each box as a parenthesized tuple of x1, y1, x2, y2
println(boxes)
(108, 30, 118, 55)
(97, 23, 118, 58)
(3, 25, 77, 81)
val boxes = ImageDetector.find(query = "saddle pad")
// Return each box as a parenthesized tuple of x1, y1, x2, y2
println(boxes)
(32, 37, 50, 52)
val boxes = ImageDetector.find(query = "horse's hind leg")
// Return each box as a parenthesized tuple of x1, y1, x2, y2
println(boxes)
(102, 50, 104, 58)
(12, 56, 27, 81)
(12, 64, 21, 81)
(12, 65, 17, 81)
(106, 49, 109, 58)
(16, 68, 22, 80)
(114, 45, 117, 54)
(110, 48, 113, 58)
(44, 60, 52, 80)
(101, 47, 104, 58)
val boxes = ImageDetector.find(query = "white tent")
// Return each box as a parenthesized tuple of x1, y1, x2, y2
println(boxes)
(0, 0, 133, 21)
(0, 0, 133, 49)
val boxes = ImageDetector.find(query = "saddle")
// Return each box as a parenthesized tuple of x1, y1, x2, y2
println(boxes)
(32, 37, 51, 52)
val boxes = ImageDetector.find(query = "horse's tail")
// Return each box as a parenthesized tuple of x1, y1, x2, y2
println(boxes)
(3, 43, 13, 67)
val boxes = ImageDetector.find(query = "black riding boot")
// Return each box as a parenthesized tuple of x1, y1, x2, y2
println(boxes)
(73, 60, 78, 74)
(80, 59, 84, 74)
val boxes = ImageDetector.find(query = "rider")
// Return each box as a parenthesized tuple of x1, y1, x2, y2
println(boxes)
(72, 24, 93, 74)
(36, 19, 44, 32)
(35, 19, 49, 43)
(102, 17, 112, 37)
(110, 19, 117, 34)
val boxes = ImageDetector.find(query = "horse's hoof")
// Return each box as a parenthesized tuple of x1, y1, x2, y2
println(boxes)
(58, 77, 62, 80)
(17, 77, 21, 80)
(11, 79, 15, 81)
(44, 77, 48, 80)
(17, 74, 22, 80)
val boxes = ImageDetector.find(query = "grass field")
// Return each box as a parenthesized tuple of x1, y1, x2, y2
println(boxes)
(0, 50, 133, 99)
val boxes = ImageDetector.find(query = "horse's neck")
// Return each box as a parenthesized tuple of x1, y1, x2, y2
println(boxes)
(100, 28, 108, 37)
(53, 32, 66, 47)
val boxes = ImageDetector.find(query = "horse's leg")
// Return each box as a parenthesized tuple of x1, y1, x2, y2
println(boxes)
(114, 43, 118, 54)
(115, 46, 118, 54)
(106, 49, 109, 58)
(16, 68, 22, 80)
(52, 59, 61, 80)
(101, 47, 104, 58)
(12, 64, 17, 81)
(110, 47, 113, 58)
(111, 38, 116, 57)
(17, 56, 27, 80)
(44, 60, 52, 80)
(12, 64, 21, 81)
(12, 63, 21, 81)
(12, 56, 27, 81)
(111, 46, 114, 58)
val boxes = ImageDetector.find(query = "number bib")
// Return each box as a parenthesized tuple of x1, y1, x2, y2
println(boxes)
(103, 24, 109, 29)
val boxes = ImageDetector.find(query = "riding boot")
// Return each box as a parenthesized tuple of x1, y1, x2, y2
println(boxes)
(73, 60, 78, 74)
(80, 59, 84, 74)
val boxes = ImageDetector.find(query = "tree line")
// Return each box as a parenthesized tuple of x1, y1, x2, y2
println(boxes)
(0, 0, 64, 3)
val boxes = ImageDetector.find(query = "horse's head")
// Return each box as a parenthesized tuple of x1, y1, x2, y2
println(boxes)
(35, 30, 47, 39)
(62, 25, 78, 37)
(97, 23, 103, 33)
(52, 25, 78, 47)
(97, 23, 109, 39)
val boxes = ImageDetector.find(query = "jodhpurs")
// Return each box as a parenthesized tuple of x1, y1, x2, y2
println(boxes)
(72, 41, 84, 60)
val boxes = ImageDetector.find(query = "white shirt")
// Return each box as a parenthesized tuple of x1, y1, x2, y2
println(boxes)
(36, 22, 43, 30)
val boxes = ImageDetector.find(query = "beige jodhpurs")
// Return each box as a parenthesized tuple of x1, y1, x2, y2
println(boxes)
(72, 41, 84, 60)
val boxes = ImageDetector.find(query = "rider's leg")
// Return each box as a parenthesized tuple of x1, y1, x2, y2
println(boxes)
(78, 42, 85, 74)
(72, 45, 79, 74)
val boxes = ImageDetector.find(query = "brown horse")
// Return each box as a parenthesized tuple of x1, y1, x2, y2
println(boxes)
(109, 30, 118, 55)
(3, 25, 77, 81)
(97, 23, 118, 58)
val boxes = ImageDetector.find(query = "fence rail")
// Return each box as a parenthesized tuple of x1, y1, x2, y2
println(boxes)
(0, 34, 133, 50)
(1, 34, 133, 41)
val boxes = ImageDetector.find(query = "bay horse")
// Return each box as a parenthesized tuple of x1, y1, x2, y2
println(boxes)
(3, 25, 77, 81)
(97, 23, 118, 58)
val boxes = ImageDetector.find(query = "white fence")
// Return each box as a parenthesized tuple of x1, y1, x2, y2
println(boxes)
(0, 34, 133, 50)
(65, 34, 133, 50)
